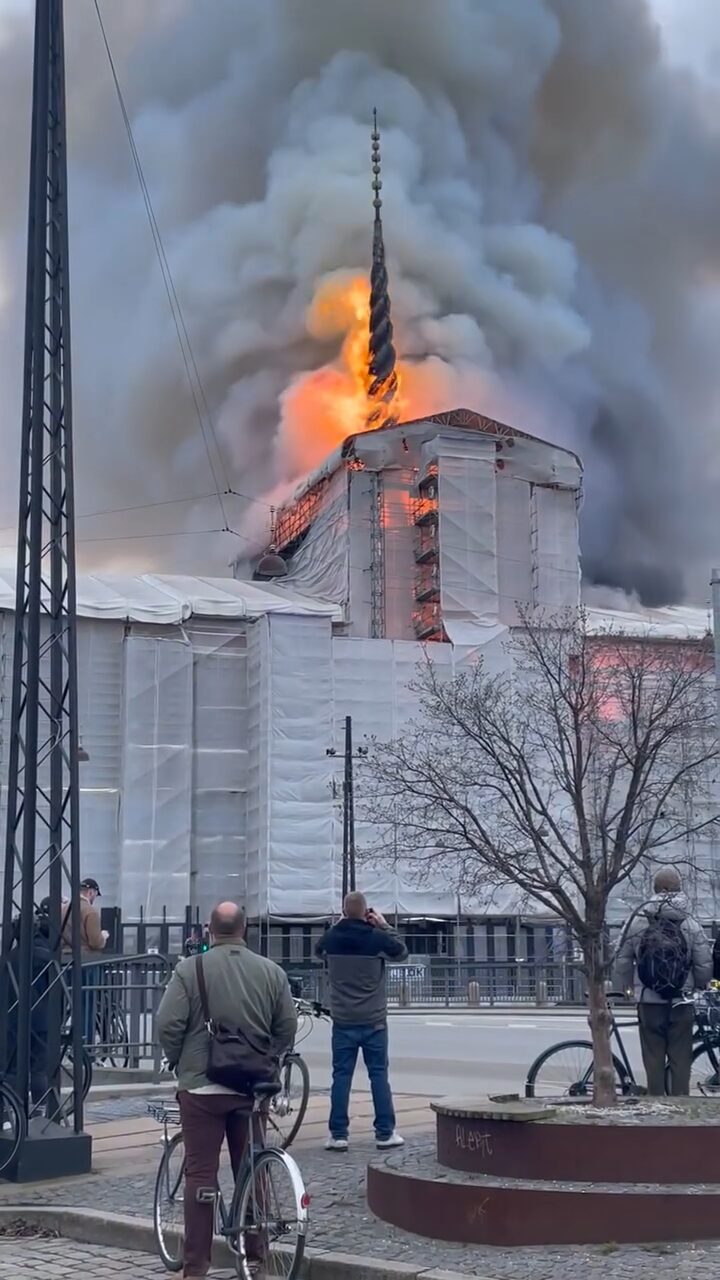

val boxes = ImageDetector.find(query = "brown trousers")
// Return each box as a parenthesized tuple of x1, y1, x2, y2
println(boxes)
(638, 1001, 694, 1096)
(178, 1090, 260, 1278)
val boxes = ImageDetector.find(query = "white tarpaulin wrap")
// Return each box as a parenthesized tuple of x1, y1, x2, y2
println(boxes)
(119, 635, 193, 919)
(0, 616, 124, 902)
(383, 468, 418, 642)
(331, 636, 517, 915)
(495, 476, 533, 624)
(0, 570, 341, 623)
(245, 614, 334, 917)
(531, 486, 580, 609)
(435, 443, 505, 649)
(189, 620, 248, 919)
(280, 471, 349, 605)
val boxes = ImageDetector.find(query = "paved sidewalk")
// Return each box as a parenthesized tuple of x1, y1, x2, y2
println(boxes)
(2, 1093, 720, 1279)
(0, 1236, 210, 1278)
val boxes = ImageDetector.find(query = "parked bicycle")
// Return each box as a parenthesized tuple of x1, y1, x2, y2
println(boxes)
(525, 992, 720, 1098)
(265, 996, 329, 1150)
(149, 1092, 308, 1280)
(0, 1081, 25, 1175)
(0, 1023, 92, 1174)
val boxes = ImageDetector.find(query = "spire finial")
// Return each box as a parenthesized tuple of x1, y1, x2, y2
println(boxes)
(367, 109, 399, 430)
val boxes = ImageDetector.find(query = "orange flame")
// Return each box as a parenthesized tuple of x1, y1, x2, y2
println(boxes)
(277, 271, 493, 478)
(279, 272, 408, 475)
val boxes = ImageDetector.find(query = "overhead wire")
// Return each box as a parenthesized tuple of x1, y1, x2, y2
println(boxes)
(92, 0, 246, 541)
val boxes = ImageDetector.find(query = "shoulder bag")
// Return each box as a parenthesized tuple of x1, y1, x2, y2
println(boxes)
(196, 953, 279, 1095)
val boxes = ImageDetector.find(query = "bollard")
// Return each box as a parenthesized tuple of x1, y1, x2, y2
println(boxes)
(536, 976, 548, 1008)
(467, 980, 480, 1008)
(399, 971, 409, 1008)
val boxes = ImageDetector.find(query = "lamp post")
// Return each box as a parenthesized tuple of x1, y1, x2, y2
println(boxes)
(327, 717, 369, 902)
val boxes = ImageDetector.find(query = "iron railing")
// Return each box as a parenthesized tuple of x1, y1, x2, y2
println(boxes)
(79, 952, 172, 1074)
(290, 959, 587, 1008)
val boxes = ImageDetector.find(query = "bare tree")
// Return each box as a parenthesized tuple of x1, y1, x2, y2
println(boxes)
(366, 609, 719, 1106)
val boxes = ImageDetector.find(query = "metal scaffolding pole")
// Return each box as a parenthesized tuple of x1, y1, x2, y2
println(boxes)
(0, 0, 90, 1181)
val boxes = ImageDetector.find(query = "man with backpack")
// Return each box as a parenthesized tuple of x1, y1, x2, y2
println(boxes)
(614, 866, 712, 1095)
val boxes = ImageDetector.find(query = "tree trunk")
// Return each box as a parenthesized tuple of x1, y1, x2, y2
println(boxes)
(585, 943, 616, 1108)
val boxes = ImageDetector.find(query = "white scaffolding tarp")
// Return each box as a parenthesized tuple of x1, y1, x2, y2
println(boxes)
(118, 635, 193, 919)
(0, 570, 342, 623)
(189, 620, 248, 919)
(245, 614, 334, 917)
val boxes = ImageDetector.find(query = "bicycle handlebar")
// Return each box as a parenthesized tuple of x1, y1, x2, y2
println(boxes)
(294, 997, 330, 1019)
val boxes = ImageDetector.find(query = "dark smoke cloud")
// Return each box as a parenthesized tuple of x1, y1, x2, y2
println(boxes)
(0, 0, 718, 599)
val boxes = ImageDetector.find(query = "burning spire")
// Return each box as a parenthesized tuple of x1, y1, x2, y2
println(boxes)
(367, 110, 399, 430)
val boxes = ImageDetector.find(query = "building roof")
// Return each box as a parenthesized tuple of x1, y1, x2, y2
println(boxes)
(276, 406, 583, 518)
(0, 570, 343, 625)
(343, 407, 582, 467)
(586, 604, 711, 640)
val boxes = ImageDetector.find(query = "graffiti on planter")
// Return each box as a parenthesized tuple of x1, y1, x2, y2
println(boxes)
(455, 1123, 493, 1157)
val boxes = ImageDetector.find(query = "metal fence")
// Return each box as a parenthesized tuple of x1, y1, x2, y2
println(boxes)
(291, 959, 587, 1008)
(81, 952, 172, 1077)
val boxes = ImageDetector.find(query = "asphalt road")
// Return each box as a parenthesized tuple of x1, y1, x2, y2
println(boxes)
(297, 1009, 646, 1097)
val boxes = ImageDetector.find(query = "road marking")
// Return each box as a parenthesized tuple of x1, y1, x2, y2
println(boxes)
(424, 1020, 454, 1027)
(508, 1022, 537, 1029)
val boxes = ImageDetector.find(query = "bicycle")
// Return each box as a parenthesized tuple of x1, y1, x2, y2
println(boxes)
(265, 997, 329, 1150)
(525, 992, 720, 1098)
(0, 1081, 26, 1175)
(149, 1089, 309, 1280)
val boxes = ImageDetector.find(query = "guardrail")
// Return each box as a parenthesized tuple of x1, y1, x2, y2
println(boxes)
(286, 959, 587, 1007)
(80, 952, 173, 1076)
(63, 954, 588, 1086)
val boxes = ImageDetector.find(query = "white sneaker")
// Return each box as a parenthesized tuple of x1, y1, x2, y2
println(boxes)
(325, 1136, 349, 1151)
(376, 1132, 405, 1150)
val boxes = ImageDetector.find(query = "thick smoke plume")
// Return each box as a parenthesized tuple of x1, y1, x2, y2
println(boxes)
(0, 0, 718, 601)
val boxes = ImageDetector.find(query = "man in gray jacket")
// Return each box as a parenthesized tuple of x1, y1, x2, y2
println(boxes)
(614, 867, 712, 1095)
(157, 902, 297, 1280)
(315, 891, 408, 1151)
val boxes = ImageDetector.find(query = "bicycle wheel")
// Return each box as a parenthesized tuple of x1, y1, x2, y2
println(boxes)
(95, 1002, 130, 1068)
(666, 1040, 720, 1095)
(153, 1131, 185, 1272)
(525, 1039, 631, 1099)
(265, 1056, 310, 1151)
(232, 1147, 308, 1280)
(56, 1044, 93, 1124)
(0, 1083, 26, 1176)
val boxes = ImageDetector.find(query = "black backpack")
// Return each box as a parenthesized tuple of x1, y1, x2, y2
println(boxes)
(637, 912, 691, 1000)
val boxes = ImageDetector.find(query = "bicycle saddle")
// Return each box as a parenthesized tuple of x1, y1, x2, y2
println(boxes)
(253, 1081, 282, 1100)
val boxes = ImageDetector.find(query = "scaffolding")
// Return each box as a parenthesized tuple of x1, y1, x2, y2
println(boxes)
(369, 471, 386, 639)
(411, 466, 443, 641)
(273, 474, 334, 555)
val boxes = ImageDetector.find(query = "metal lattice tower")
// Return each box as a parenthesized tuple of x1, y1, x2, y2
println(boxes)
(367, 110, 399, 431)
(0, 0, 88, 1178)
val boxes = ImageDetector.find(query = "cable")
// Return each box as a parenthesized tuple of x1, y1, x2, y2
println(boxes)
(75, 527, 228, 545)
(0, 491, 224, 538)
(93, 0, 234, 531)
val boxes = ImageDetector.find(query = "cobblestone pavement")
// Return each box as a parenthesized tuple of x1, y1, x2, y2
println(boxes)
(0, 1236, 235, 1277)
(4, 1096, 720, 1278)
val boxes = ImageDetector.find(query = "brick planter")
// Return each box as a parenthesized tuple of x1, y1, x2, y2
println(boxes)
(367, 1098, 720, 1247)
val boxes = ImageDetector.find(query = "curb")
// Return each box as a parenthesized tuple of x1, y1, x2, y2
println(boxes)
(0, 1204, 499, 1280)
(87, 1081, 174, 1102)
(387, 1006, 588, 1017)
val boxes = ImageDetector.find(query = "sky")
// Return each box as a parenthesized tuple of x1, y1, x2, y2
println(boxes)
(0, 0, 718, 604)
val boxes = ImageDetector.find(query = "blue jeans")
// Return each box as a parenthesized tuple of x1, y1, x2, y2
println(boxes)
(329, 1023, 396, 1140)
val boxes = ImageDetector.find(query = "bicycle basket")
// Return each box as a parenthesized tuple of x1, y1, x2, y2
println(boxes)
(147, 1101, 182, 1126)
(695, 991, 720, 1034)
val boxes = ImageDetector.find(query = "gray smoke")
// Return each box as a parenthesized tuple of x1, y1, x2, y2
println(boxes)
(0, 0, 718, 600)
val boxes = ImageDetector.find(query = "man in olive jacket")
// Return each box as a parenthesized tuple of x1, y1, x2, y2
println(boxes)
(157, 902, 297, 1280)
